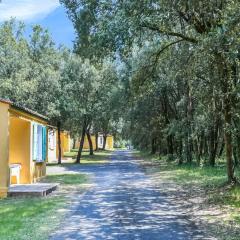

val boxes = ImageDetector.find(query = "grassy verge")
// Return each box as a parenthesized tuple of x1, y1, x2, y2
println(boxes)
(0, 173, 88, 240)
(135, 151, 240, 214)
(44, 173, 88, 185)
(136, 151, 240, 186)
(62, 149, 113, 164)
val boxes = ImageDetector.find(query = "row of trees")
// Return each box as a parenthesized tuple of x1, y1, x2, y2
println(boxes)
(61, 0, 240, 183)
(0, 20, 121, 163)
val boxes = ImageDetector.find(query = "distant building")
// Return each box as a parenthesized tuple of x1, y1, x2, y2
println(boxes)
(48, 128, 71, 163)
(75, 134, 114, 150)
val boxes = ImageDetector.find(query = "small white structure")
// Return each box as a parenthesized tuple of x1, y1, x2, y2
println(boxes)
(48, 128, 57, 163)
(98, 134, 104, 149)
(9, 164, 22, 184)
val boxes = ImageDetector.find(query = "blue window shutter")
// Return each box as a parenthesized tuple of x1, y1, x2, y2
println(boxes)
(42, 127, 47, 161)
(37, 125, 43, 162)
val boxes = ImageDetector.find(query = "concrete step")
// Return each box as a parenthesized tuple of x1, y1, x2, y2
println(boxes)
(8, 183, 59, 197)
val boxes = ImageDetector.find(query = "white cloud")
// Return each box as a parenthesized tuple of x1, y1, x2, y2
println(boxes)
(0, 0, 60, 21)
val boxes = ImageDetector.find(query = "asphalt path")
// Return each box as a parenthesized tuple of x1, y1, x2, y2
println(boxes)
(49, 150, 211, 240)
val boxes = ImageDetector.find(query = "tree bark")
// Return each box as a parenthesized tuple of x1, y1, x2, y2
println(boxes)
(220, 58, 236, 183)
(76, 117, 87, 163)
(87, 129, 94, 155)
(103, 134, 107, 150)
(167, 135, 174, 155)
(178, 140, 183, 165)
(151, 138, 157, 154)
(218, 137, 225, 158)
(224, 96, 235, 183)
(72, 137, 76, 150)
(209, 119, 219, 167)
(57, 121, 62, 165)
(95, 132, 99, 151)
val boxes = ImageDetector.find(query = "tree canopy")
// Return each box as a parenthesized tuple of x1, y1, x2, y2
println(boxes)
(61, 0, 240, 182)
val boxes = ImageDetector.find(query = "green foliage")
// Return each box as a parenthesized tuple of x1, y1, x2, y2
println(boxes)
(61, 0, 240, 181)
(0, 20, 63, 120)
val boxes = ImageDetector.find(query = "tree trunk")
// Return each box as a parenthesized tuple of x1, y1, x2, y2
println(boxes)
(57, 121, 62, 165)
(178, 140, 183, 165)
(186, 83, 193, 163)
(216, 54, 236, 183)
(194, 138, 201, 166)
(87, 130, 94, 155)
(218, 137, 225, 158)
(167, 135, 174, 155)
(235, 135, 240, 166)
(186, 135, 193, 163)
(103, 134, 107, 150)
(95, 132, 99, 151)
(209, 120, 219, 167)
(197, 133, 204, 165)
(233, 146, 238, 167)
(151, 138, 157, 154)
(76, 117, 87, 163)
(224, 97, 235, 183)
(209, 129, 216, 167)
(72, 137, 76, 150)
(221, 59, 236, 183)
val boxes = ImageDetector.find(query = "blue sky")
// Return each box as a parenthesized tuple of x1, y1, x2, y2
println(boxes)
(0, 0, 75, 48)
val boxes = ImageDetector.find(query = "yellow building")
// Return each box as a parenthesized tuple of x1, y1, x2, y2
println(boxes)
(0, 99, 48, 198)
(48, 128, 71, 163)
(55, 131, 71, 160)
(83, 135, 97, 150)
(76, 134, 114, 150)
(62, 131, 71, 153)
(106, 135, 114, 150)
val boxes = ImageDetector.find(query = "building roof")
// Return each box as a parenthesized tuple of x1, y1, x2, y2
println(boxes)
(0, 98, 49, 122)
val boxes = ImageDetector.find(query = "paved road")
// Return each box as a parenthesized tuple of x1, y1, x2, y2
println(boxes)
(49, 150, 211, 240)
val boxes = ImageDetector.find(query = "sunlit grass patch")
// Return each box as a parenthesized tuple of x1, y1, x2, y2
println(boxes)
(135, 151, 240, 208)
(209, 185, 240, 209)
(44, 174, 88, 185)
(0, 172, 89, 240)
(162, 164, 228, 189)
(64, 150, 112, 164)
(0, 196, 65, 240)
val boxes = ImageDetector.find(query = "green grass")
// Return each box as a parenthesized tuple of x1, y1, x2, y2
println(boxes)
(0, 196, 64, 240)
(160, 163, 229, 189)
(44, 174, 88, 185)
(63, 149, 113, 164)
(136, 151, 240, 207)
(0, 173, 88, 240)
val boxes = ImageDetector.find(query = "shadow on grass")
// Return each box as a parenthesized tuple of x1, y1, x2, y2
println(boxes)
(0, 195, 65, 240)
(47, 150, 114, 166)
(43, 174, 88, 185)
(135, 151, 240, 209)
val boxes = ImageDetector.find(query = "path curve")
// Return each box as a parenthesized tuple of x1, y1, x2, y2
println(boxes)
(49, 150, 212, 240)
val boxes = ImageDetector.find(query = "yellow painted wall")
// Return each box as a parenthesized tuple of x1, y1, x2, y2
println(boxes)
(0, 103, 10, 197)
(0, 103, 47, 198)
(56, 131, 71, 159)
(106, 136, 114, 150)
(9, 117, 31, 184)
(9, 117, 46, 184)
(75, 135, 114, 151)
(83, 135, 97, 150)
(63, 132, 71, 153)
